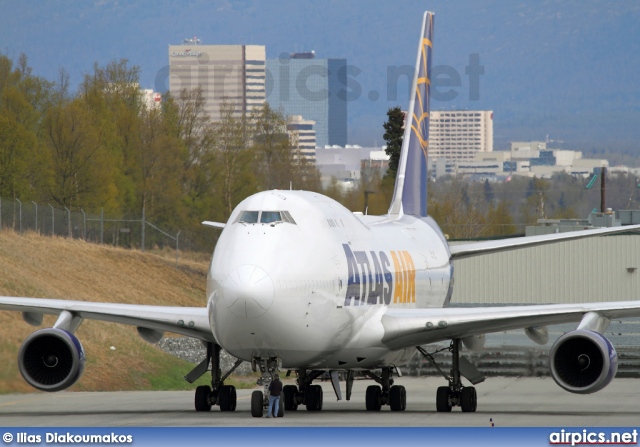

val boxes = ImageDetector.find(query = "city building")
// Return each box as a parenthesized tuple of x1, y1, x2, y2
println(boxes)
(266, 54, 347, 148)
(315, 146, 389, 189)
(141, 89, 162, 110)
(508, 142, 608, 178)
(429, 140, 610, 181)
(287, 115, 316, 162)
(429, 110, 494, 161)
(169, 43, 266, 120)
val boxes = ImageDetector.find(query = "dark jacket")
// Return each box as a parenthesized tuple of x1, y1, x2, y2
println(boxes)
(269, 379, 283, 397)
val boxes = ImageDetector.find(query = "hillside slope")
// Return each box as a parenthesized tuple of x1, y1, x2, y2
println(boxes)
(0, 230, 213, 393)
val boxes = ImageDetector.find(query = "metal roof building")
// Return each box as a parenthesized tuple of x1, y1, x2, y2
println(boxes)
(450, 235, 640, 304)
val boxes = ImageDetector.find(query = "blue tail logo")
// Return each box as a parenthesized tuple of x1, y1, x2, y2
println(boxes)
(389, 11, 434, 218)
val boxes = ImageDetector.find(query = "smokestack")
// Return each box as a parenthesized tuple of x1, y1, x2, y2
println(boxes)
(600, 166, 606, 213)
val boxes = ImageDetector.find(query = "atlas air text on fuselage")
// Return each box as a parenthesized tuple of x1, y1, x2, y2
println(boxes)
(342, 244, 416, 307)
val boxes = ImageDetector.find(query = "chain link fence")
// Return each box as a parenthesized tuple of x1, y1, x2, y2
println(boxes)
(0, 198, 209, 261)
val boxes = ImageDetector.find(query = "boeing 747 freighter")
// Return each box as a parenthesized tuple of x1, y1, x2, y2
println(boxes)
(1, 11, 640, 416)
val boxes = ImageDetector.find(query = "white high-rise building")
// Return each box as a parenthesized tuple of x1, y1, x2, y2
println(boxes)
(429, 110, 493, 161)
(141, 89, 162, 110)
(169, 44, 266, 121)
(287, 115, 316, 161)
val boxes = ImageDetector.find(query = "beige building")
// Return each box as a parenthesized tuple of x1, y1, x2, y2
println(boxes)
(429, 110, 493, 161)
(287, 115, 316, 161)
(169, 44, 266, 121)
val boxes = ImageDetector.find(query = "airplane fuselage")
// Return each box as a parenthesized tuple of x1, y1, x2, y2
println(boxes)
(207, 190, 453, 370)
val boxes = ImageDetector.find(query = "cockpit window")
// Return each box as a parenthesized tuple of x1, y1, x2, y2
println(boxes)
(260, 211, 281, 223)
(281, 211, 296, 224)
(236, 210, 297, 225)
(239, 211, 259, 223)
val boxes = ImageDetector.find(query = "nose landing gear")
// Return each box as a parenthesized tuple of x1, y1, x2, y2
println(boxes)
(250, 357, 284, 418)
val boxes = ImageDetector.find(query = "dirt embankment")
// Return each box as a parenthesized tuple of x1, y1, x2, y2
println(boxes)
(0, 231, 211, 393)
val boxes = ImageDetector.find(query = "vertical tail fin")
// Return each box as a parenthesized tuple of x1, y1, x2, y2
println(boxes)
(388, 11, 434, 218)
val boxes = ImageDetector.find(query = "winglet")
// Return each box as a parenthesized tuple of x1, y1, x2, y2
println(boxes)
(202, 221, 225, 229)
(388, 11, 434, 218)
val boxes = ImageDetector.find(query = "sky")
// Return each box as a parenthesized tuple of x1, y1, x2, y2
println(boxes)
(1, 0, 639, 151)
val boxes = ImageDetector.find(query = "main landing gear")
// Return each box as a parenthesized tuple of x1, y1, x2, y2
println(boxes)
(186, 343, 243, 412)
(417, 339, 483, 412)
(362, 367, 407, 411)
(281, 369, 325, 412)
(250, 357, 285, 418)
(283, 367, 406, 412)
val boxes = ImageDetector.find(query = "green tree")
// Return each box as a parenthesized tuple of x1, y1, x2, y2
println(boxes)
(130, 105, 184, 228)
(383, 106, 404, 174)
(163, 88, 221, 232)
(0, 54, 53, 202)
(520, 177, 550, 224)
(251, 103, 292, 190)
(43, 100, 118, 210)
(172, 87, 213, 172)
(78, 59, 148, 216)
(251, 103, 322, 192)
(428, 177, 488, 239)
(214, 102, 256, 217)
(485, 201, 516, 236)
(0, 113, 39, 200)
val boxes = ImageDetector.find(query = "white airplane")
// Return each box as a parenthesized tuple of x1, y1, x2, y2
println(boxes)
(2, 11, 640, 417)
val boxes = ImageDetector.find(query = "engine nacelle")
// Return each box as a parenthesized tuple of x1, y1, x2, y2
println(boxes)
(462, 334, 486, 351)
(549, 329, 617, 394)
(18, 328, 86, 392)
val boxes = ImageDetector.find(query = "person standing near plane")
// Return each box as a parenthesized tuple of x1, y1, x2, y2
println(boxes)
(267, 375, 283, 418)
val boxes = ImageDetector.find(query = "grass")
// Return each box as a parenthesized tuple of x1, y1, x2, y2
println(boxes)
(0, 230, 254, 394)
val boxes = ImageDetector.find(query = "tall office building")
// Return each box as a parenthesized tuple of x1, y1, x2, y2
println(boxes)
(266, 54, 347, 148)
(169, 44, 266, 121)
(428, 110, 493, 161)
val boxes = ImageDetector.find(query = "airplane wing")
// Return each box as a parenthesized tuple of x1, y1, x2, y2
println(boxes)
(380, 301, 640, 350)
(449, 223, 640, 260)
(0, 296, 214, 342)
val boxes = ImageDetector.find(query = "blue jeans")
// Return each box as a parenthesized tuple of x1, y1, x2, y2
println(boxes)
(268, 395, 280, 417)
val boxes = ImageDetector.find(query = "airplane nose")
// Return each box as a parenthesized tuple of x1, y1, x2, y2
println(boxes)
(221, 265, 275, 318)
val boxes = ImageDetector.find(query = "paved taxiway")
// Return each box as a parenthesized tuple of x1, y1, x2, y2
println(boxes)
(0, 377, 638, 426)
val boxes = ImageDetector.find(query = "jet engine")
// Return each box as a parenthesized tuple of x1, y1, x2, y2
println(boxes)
(18, 328, 86, 392)
(549, 329, 617, 394)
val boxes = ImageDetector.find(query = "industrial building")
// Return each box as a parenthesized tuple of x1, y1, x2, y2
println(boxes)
(451, 233, 640, 305)
(429, 141, 610, 180)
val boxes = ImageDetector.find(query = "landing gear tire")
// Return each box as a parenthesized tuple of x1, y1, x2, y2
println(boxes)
(305, 384, 323, 411)
(365, 385, 382, 411)
(194, 385, 212, 412)
(251, 390, 264, 418)
(219, 385, 237, 412)
(277, 397, 285, 417)
(283, 385, 298, 411)
(460, 387, 477, 413)
(389, 385, 406, 411)
(436, 386, 452, 412)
